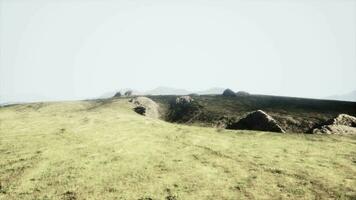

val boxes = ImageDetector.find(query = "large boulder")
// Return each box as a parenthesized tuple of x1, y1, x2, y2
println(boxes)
(312, 114, 356, 134)
(113, 92, 122, 98)
(227, 110, 285, 133)
(222, 89, 236, 97)
(129, 97, 159, 118)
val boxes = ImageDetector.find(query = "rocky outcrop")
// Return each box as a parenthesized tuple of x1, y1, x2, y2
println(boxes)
(222, 89, 236, 97)
(227, 110, 285, 133)
(325, 114, 356, 127)
(312, 114, 356, 134)
(313, 125, 356, 134)
(129, 97, 159, 118)
(176, 96, 194, 104)
(167, 96, 202, 123)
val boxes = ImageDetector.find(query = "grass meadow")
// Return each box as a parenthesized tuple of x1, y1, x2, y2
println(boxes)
(0, 99, 355, 199)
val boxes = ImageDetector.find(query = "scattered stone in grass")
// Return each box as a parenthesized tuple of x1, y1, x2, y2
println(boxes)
(0, 182, 5, 194)
(56, 128, 66, 134)
(269, 168, 283, 174)
(277, 183, 285, 188)
(138, 198, 153, 200)
(253, 156, 262, 159)
(164, 188, 178, 200)
(234, 185, 242, 191)
(165, 195, 178, 200)
(63, 191, 77, 200)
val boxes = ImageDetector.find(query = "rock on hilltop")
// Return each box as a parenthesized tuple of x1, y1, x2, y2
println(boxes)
(222, 89, 236, 97)
(227, 110, 285, 133)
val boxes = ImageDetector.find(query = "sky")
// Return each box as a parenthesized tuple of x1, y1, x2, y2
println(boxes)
(0, 0, 355, 103)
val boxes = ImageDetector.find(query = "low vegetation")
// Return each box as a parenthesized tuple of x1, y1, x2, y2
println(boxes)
(0, 98, 355, 199)
(151, 95, 356, 133)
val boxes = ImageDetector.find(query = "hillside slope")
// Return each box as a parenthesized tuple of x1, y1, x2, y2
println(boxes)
(150, 95, 356, 133)
(0, 99, 355, 199)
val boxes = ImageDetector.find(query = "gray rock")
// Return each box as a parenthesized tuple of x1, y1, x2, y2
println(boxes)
(222, 89, 236, 97)
(176, 96, 194, 104)
(313, 125, 356, 135)
(227, 110, 285, 133)
(130, 97, 159, 118)
(134, 106, 146, 115)
(113, 92, 121, 98)
(327, 114, 356, 127)
(312, 114, 356, 134)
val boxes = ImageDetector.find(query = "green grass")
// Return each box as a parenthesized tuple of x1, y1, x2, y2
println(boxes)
(0, 99, 355, 199)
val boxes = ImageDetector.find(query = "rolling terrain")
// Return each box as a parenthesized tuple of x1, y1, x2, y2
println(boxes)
(150, 94, 356, 133)
(0, 97, 355, 199)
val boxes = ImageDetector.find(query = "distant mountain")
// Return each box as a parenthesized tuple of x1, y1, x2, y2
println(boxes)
(145, 87, 191, 95)
(145, 87, 226, 95)
(197, 87, 225, 95)
(326, 90, 356, 102)
(100, 87, 227, 98)
(99, 88, 143, 98)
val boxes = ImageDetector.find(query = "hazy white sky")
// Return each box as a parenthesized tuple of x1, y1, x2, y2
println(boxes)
(1, 0, 355, 102)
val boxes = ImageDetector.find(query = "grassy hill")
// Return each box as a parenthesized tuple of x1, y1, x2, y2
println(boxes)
(150, 95, 356, 133)
(0, 98, 356, 199)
